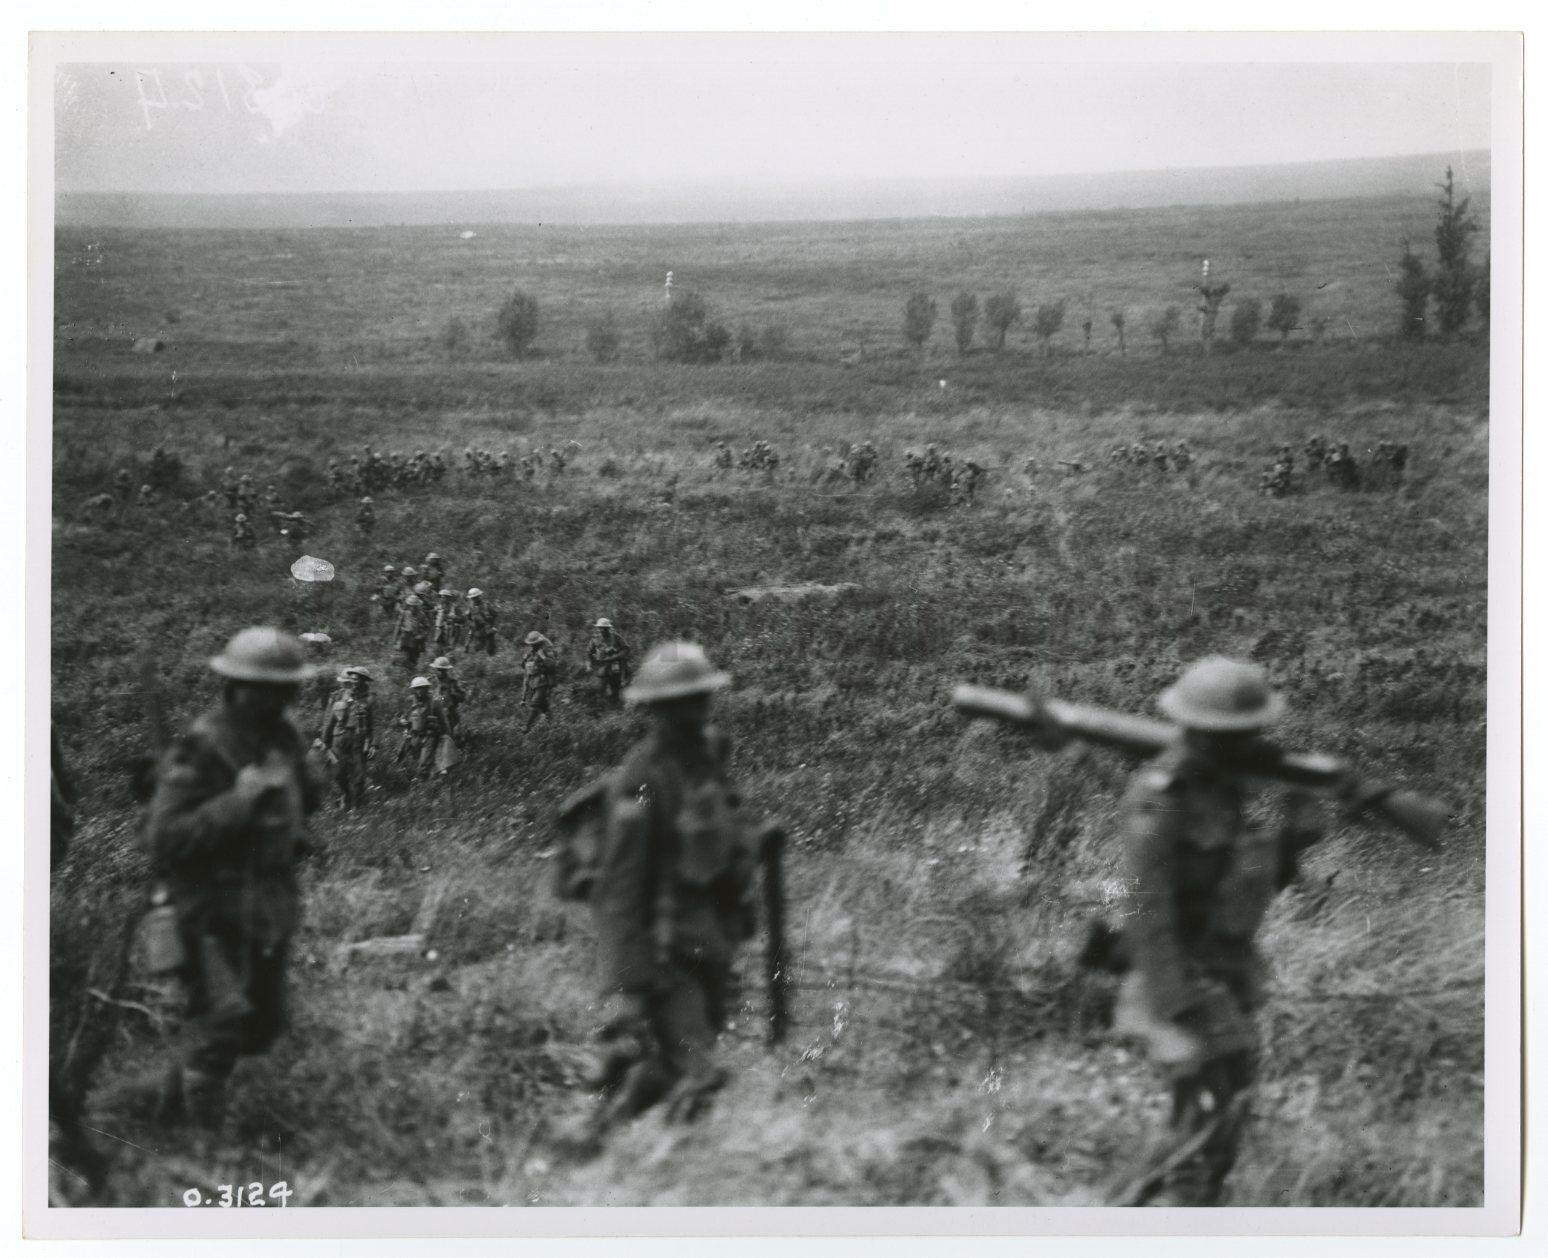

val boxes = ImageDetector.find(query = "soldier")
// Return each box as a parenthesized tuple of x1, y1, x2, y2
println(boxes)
(394, 594, 428, 671)
(433, 589, 464, 654)
(396, 676, 455, 779)
(235, 474, 257, 516)
(428, 657, 466, 735)
(714, 440, 734, 471)
(373, 565, 400, 618)
(356, 496, 375, 534)
(230, 513, 256, 550)
(1172, 439, 1193, 472)
(1109, 658, 1324, 1206)
(521, 631, 557, 732)
(319, 667, 375, 809)
(398, 565, 419, 601)
(423, 553, 446, 590)
(1326, 443, 1361, 491)
(263, 483, 281, 512)
(587, 618, 633, 705)
(137, 483, 158, 508)
(113, 468, 134, 502)
(221, 466, 240, 509)
(272, 510, 309, 545)
(582, 642, 757, 1134)
(464, 587, 498, 655)
(129, 627, 322, 1131)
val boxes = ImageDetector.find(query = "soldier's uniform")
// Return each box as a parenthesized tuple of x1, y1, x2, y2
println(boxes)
(464, 589, 498, 655)
(398, 680, 455, 779)
(433, 592, 464, 653)
(230, 514, 256, 549)
(588, 622, 633, 704)
(429, 659, 466, 735)
(423, 554, 446, 591)
(356, 497, 375, 533)
(585, 643, 757, 1130)
(141, 629, 321, 1128)
(1111, 659, 1322, 1206)
(522, 635, 556, 731)
(394, 596, 427, 671)
(373, 567, 400, 618)
(320, 674, 374, 809)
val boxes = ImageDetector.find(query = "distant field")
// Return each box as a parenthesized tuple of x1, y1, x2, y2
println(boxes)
(49, 192, 1489, 1208)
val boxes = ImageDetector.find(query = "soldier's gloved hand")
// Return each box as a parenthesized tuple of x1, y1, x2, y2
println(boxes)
(662, 1064, 727, 1124)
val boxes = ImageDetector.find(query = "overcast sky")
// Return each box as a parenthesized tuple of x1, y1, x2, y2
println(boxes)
(53, 43, 1492, 196)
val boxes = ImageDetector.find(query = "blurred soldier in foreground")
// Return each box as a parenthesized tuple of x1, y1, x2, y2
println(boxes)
(464, 587, 498, 655)
(396, 675, 455, 780)
(1111, 658, 1324, 1206)
(118, 628, 321, 1132)
(581, 642, 757, 1136)
(319, 666, 375, 809)
(587, 618, 633, 705)
(521, 631, 556, 732)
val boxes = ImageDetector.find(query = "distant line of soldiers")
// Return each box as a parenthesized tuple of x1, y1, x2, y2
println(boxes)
(1264, 436, 1411, 496)
(1107, 439, 1193, 472)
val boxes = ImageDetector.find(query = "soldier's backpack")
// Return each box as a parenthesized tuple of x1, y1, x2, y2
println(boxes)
(554, 773, 614, 902)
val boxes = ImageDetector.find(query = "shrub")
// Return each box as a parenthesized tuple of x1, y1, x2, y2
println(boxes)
(1396, 240, 1431, 342)
(1031, 301, 1066, 355)
(1109, 309, 1127, 356)
(496, 290, 540, 358)
(1229, 298, 1263, 349)
(949, 291, 978, 356)
(903, 292, 937, 353)
(1147, 305, 1180, 354)
(1267, 294, 1301, 345)
(1433, 165, 1480, 337)
(984, 293, 1021, 351)
(649, 290, 732, 364)
(584, 310, 621, 363)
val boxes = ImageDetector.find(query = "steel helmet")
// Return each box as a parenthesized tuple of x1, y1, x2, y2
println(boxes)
(523, 631, 546, 646)
(425, 553, 442, 562)
(235, 513, 247, 522)
(335, 670, 355, 684)
(623, 641, 730, 705)
(594, 618, 613, 630)
(1158, 657, 1286, 732)
(467, 588, 483, 599)
(361, 496, 373, 504)
(349, 666, 373, 683)
(209, 627, 312, 684)
(382, 564, 396, 574)
(410, 676, 432, 690)
(414, 581, 433, 596)
(404, 595, 423, 607)
(402, 565, 418, 577)
(439, 588, 456, 598)
(431, 657, 453, 670)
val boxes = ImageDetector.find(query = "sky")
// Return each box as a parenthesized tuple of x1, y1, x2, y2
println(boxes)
(51, 39, 1493, 196)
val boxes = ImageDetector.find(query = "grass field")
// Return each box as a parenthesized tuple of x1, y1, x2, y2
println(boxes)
(49, 189, 1488, 1208)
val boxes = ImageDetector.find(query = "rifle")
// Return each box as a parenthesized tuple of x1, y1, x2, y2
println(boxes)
(754, 822, 791, 1046)
(951, 684, 1446, 850)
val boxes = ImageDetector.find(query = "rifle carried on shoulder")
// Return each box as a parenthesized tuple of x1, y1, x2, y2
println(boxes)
(951, 684, 1446, 850)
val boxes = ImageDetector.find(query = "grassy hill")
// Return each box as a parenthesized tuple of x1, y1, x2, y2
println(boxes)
(49, 192, 1488, 1208)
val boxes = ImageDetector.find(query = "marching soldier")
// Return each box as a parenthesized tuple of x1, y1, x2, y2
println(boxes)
(394, 594, 428, 671)
(396, 676, 455, 780)
(428, 657, 466, 735)
(423, 553, 447, 591)
(1108, 658, 1325, 1206)
(114, 468, 134, 502)
(221, 467, 240, 509)
(464, 587, 498, 655)
(433, 589, 464, 654)
(521, 631, 556, 732)
(126, 627, 322, 1131)
(587, 618, 633, 705)
(319, 667, 375, 809)
(355, 496, 375, 534)
(373, 565, 401, 618)
(582, 642, 758, 1134)
(230, 513, 256, 550)
(137, 483, 159, 509)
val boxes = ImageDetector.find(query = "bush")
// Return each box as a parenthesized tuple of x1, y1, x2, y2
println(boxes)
(1148, 305, 1180, 355)
(584, 311, 621, 363)
(496, 290, 540, 358)
(1267, 294, 1301, 345)
(1396, 240, 1431, 342)
(442, 315, 471, 360)
(758, 323, 791, 361)
(1433, 165, 1480, 337)
(1031, 301, 1066, 355)
(1229, 298, 1263, 349)
(649, 291, 732, 364)
(984, 293, 1021, 351)
(903, 292, 937, 353)
(1109, 309, 1127, 356)
(949, 291, 978, 357)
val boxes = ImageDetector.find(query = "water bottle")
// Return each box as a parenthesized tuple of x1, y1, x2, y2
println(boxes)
(137, 885, 185, 976)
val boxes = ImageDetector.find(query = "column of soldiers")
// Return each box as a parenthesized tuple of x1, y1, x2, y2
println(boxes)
(1107, 438, 1193, 472)
(81, 627, 1394, 1212)
(1260, 437, 1411, 496)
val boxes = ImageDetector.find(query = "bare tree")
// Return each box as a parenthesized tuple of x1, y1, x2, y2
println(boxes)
(949, 291, 979, 357)
(903, 292, 938, 354)
(984, 293, 1021, 351)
